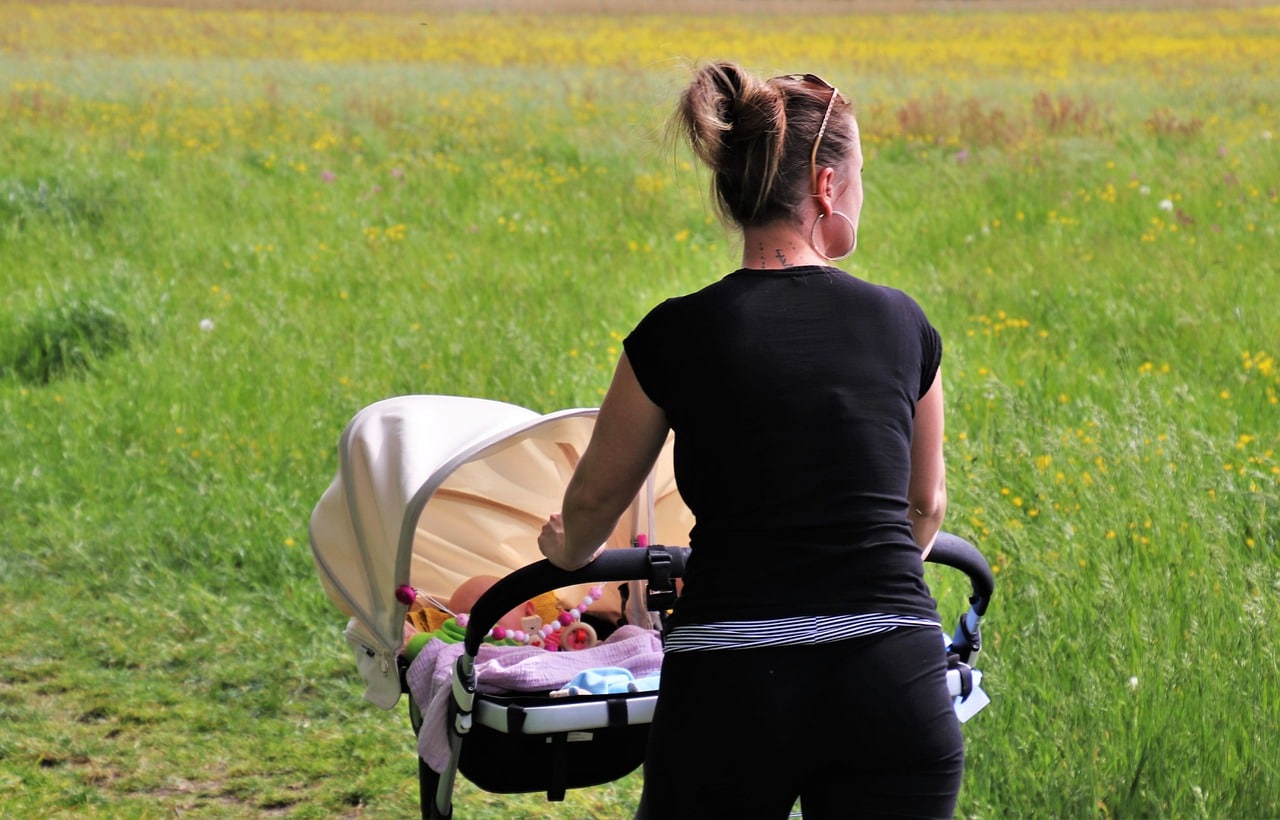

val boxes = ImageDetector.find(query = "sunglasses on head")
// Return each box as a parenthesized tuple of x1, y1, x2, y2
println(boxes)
(772, 73, 840, 194)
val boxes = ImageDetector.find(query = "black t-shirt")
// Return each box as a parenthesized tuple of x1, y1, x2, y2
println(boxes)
(624, 266, 943, 625)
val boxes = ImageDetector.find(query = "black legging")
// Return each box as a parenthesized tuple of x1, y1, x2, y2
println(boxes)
(636, 626, 965, 819)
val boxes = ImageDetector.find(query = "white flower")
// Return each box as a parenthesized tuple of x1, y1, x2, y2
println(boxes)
(1262, 130, 1273, 141)
(1158, 199, 1174, 212)
(199, 318, 215, 332)
(1129, 676, 1140, 690)
(1139, 185, 1151, 196)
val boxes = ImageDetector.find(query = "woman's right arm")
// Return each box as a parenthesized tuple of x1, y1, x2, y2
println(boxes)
(538, 353, 670, 570)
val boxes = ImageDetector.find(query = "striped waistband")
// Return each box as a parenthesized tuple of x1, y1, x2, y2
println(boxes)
(663, 612, 941, 653)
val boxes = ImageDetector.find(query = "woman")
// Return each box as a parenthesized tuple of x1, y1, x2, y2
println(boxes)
(538, 61, 962, 819)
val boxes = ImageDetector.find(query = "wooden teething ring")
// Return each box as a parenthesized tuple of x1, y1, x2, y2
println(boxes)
(562, 621, 598, 651)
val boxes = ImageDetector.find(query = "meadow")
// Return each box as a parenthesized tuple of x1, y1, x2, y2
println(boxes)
(1, 1, 1278, 817)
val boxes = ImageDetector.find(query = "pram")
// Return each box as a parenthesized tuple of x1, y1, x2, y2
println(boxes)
(309, 394, 994, 819)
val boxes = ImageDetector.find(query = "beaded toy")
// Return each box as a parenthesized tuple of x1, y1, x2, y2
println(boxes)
(397, 583, 602, 651)
(456, 585, 602, 650)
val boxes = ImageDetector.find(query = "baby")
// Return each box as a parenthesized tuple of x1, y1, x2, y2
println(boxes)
(446, 574, 536, 631)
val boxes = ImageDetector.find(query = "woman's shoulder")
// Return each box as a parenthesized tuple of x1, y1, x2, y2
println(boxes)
(849, 276, 932, 319)
(643, 272, 740, 314)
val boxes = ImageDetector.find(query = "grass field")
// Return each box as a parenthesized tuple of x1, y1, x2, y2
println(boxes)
(1, 1, 1278, 817)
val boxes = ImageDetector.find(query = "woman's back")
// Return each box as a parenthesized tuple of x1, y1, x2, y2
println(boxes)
(624, 265, 942, 624)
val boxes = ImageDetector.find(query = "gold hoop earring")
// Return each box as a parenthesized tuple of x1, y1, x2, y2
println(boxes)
(810, 211, 856, 262)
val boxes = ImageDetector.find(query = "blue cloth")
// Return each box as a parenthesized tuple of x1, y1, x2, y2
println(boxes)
(557, 666, 661, 695)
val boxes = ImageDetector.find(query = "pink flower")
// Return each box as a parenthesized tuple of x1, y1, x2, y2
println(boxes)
(320, 170, 336, 183)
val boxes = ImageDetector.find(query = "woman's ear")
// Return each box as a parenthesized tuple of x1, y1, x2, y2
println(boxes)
(814, 165, 838, 215)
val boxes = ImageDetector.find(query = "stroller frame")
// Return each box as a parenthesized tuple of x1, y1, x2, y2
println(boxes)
(407, 534, 992, 820)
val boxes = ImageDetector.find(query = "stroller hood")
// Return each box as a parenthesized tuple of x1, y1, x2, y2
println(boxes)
(309, 394, 691, 708)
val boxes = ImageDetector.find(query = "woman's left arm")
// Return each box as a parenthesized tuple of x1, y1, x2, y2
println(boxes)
(907, 368, 947, 558)
(538, 352, 670, 570)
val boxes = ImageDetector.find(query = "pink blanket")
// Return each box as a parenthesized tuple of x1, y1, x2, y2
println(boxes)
(405, 625, 664, 772)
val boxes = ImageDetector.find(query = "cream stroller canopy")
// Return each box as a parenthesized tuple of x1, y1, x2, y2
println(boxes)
(308, 394, 692, 708)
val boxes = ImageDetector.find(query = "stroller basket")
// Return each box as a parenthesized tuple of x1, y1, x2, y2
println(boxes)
(451, 691, 654, 796)
(411, 545, 691, 815)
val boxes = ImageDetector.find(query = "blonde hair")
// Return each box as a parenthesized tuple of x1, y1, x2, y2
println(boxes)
(672, 62, 852, 228)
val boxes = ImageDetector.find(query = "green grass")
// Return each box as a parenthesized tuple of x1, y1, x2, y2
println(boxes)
(2, 6, 1279, 818)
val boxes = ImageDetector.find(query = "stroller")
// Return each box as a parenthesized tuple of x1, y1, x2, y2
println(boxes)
(309, 395, 993, 819)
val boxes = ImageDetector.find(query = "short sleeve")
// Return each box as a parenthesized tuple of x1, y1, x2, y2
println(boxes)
(623, 299, 677, 410)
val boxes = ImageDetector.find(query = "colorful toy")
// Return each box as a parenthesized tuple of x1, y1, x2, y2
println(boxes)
(456, 585, 603, 649)
(397, 581, 605, 655)
(397, 585, 452, 634)
(403, 631, 433, 661)
(560, 620, 599, 651)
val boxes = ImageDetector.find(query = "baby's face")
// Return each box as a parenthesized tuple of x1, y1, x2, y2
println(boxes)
(448, 575, 529, 630)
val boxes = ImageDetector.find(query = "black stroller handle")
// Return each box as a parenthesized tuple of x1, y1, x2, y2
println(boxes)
(926, 532, 993, 617)
(464, 546, 691, 656)
(925, 532, 993, 664)
(464, 534, 994, 657)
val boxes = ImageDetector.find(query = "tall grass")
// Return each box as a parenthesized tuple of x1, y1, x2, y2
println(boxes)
(1, 3, 1277, 817)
